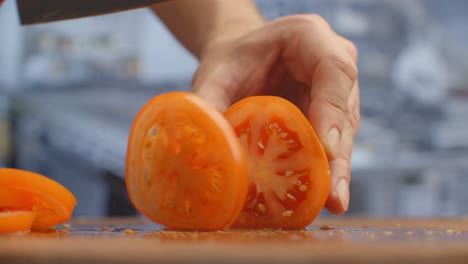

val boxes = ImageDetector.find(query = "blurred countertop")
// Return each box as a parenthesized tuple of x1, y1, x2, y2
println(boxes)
(2, 217, 468, 264)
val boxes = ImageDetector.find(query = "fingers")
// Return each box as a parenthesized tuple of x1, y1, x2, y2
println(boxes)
(325, 81, 360, 214)
(277, 15, 359, 160)
(281, 15, 360, 213)
(308, 54, 357, 159)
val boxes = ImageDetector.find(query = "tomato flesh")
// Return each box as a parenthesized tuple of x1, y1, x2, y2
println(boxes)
(126, 92, 247, 231)
(225, 96, 330, 229)
(0, 188, 36, 211)
(0, 211, 35, 234)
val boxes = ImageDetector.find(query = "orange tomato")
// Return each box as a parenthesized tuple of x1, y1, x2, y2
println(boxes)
(126, 92, 247, 230)
(0, 169, 76, 228)
(225, 96, 330, 229)
(0, 211, 35, 234)
(0, 187, 36, 211)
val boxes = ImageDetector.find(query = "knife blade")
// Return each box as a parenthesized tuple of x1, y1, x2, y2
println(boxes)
(17, 0, 171, 25)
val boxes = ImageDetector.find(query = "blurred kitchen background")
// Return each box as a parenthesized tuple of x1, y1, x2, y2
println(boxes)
(1, 0, 467, 218)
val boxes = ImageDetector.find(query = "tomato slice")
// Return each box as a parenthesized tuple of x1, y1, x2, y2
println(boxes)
(0, 169, 76, 228)
(0, 187, 36, 211)
(224, 96, 330, 229)
(126, 92, 247, 230)
(0, 211, 35, 234)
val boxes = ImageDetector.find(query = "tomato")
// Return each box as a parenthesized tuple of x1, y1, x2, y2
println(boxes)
(126, 92, 247, 231)
(0, 211, 35, 234)
(0, 169, 76, 228)
(0, 187, 36, 211)
(224, 96, 330, 229)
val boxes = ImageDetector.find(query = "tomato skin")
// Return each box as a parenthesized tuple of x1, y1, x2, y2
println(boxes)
(225, 96, 330, 229)
(126, 92, 248, 231)
(0, 211, 35, 234)
(0, 169, 76, 228)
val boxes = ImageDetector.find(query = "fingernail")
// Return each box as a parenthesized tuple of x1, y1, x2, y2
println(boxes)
(336, 178, 349, 212)
(326, 127, 341, 158)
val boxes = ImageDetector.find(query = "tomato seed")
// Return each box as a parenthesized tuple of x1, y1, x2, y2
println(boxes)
(124, 229, 137, 234)
(299, 185, 308, 192)
(279, 132, 288, 138)
(258, 141, 265, 150)
(286, 193, 296, 200)
(285, 171, 294, 177)
(282, 211, 293, 217)
(241, 127, 250, 134)
(143, 163, 152, 186)
(257, 203, 267, 213)
(319, 225, 333, 231)
(148, 125, 159, 137)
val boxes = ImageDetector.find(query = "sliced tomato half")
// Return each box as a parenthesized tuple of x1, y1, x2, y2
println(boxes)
(0, 211, 35, 234)
(0, 169, 76, 228)
(225, 96, 330, 229)
(126, 92, 247, 231)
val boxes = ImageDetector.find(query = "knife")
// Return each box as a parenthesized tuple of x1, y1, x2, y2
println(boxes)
(16, 0, 172, 25)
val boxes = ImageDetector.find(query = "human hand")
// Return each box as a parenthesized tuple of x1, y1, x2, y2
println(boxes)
(193, 14, 360, 215)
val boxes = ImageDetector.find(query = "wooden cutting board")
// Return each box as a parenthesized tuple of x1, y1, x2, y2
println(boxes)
(1, 217, 468, 264)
